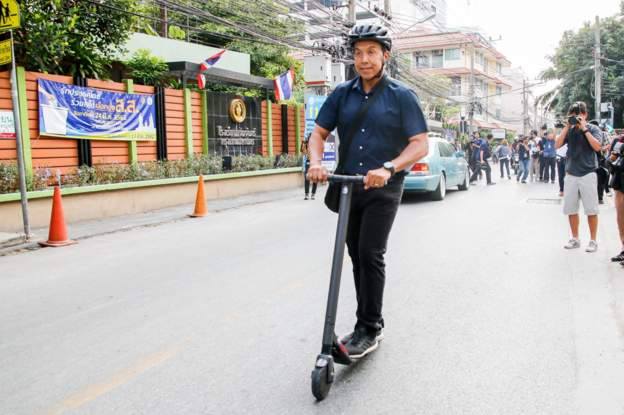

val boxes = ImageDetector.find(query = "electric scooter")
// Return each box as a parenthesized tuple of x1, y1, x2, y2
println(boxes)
(311, 174, 365, 401)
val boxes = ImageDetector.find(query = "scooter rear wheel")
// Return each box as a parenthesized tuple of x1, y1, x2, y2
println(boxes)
(311, 356, 334, 401)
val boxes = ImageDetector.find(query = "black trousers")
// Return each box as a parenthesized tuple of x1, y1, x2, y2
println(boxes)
(597, 166, 609, 201)
(542, 157, 556, 182)
(557, 158, 566, 192)
(346, 180, 403, 331)
(303, 159, 317, 195)
(539, 155, 546, 179)
(499, 158, 510, 178)
(470, 160, 492, 184)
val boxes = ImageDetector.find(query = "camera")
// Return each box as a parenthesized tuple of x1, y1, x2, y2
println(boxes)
(568, 115, 581, 126)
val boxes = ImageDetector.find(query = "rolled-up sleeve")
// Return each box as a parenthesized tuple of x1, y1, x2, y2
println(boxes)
(315, 90, 340, 132)
(400, 90, 429, 139)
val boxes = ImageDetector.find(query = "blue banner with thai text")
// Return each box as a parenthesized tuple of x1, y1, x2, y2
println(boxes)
(38, 79, 156, 141)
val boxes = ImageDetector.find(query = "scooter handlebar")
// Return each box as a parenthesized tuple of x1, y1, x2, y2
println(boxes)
(327, 174, 365, 184)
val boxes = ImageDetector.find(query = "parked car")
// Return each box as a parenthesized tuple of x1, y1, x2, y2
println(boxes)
(403, 137, 470, 201)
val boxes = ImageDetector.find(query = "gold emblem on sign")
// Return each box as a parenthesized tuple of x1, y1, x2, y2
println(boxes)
(229, 98, 246, 123)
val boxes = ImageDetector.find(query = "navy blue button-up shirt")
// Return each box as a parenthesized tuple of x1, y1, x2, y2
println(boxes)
(315, 75, 428, 177)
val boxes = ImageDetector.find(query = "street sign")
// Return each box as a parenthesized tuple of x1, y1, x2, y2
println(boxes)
(492, 128, 506, 139)
(0, 110, 15, 138)
(0, 0, 19, 31)
(600, 102, 610, 112)
(0, 38, 11, 65)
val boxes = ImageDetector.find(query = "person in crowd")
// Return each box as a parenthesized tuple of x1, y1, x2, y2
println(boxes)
(529, 136, 540, 182)
(607, 133, 624, 262)
(535, 129, 546, 181)
(470, 134, 495, 186)
(590, 121, 611, 205)
(542, 130, 557, 183)
(555, 101, 602, 253)
(469, 133, 483, 181)
(517, 136, 530, 184)
(301, 135, 318, 200)
(496, 139, 512, 179)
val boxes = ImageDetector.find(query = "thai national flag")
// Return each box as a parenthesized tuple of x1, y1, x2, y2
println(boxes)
(274, 69, 295, 101)
(199, 49, 226, 71)
(197, 73, 206, 89)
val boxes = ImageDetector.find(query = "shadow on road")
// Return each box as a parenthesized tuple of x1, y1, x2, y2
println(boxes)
(401, 189, 461, 205)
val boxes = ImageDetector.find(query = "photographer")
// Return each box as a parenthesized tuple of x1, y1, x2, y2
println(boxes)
(608, 134, 624, 262)
(555, 102, 603, 252)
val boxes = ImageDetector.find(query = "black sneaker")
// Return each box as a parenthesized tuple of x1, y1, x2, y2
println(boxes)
(611, 251, 624, 262)
(340, 327, 384, 345)
(344, 326, 379, 359)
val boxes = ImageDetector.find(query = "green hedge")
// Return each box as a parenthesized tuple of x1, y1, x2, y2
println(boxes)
(0, 154, 302, 194)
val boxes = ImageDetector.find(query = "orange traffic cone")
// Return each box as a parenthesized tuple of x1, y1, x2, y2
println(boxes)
(189, 175, 208, 217)
(39, 186, 76, 247)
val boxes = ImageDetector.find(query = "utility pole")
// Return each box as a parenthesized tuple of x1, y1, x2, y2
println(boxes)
(594, 15, 601, 120)
(348, 0, 356, 24)
(160, 5, 168, 38)
(522, 78, 528, 136)
(384, 0, 392, 15)
(468, 43, 475, 134)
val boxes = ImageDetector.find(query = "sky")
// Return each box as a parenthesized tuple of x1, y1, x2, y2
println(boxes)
(445, 0, 622, 80)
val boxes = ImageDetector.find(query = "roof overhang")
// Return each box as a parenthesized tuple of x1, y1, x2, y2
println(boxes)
(167, 62, 274, 90)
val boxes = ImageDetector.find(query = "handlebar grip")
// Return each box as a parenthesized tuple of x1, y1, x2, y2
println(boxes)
(327, 174, 365, 184)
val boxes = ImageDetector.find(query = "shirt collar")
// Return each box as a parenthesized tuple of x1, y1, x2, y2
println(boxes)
(351, 74, 389, 95)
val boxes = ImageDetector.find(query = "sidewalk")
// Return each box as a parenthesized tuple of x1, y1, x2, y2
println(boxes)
(0, 187, 309, 256)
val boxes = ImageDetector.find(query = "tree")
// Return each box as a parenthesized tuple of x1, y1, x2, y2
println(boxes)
(14, 0, 137, 79)
(158, 0, 305, 99)
(124, 49, 170, 86)
(540, 2, 624, 127)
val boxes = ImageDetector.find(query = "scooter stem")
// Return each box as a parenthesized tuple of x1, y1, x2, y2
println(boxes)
(321, 183, 354, 354)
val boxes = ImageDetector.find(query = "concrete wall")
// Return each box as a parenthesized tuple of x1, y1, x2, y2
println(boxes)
(0, 171, 303, 233)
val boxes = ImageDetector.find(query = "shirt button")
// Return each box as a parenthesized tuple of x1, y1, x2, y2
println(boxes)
(361, 128, 365, 133)
(359, 162, 363, 166)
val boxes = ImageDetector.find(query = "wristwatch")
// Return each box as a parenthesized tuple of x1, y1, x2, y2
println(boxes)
(383, 161, 396, 176)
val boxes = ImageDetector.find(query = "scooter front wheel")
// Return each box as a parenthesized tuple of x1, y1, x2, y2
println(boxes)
(311, 355, 334, 401)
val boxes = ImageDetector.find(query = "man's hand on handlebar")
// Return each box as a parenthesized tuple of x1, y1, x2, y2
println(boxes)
(364, 168, 391, 190)
(307, 163, 329, 183)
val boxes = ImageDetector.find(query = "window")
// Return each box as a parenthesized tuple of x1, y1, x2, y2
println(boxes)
(439, 142, 455, 157)
(475, 52, 485, 66)
(445, 48, 460, 61)
(450, 76, 462, 96)
(496, 63, 502, 74)
(496, 109, 502, 119)
(413, 52, 429, 68)
(431, 49, 443, 68)
(496, 86, 502, 96)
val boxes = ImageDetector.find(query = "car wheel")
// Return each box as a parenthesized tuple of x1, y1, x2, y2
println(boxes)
(458, 169, 470, 191)
(431, 174, 446, 201)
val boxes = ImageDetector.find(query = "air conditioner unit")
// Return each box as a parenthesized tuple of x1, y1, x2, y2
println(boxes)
(304, 55, 332, 86)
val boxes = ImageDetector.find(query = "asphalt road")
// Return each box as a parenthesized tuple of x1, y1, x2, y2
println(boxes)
(2, 178, 624, 415)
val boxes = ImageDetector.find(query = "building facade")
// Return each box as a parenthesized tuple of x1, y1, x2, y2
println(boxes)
(395, 31, 515, 132)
